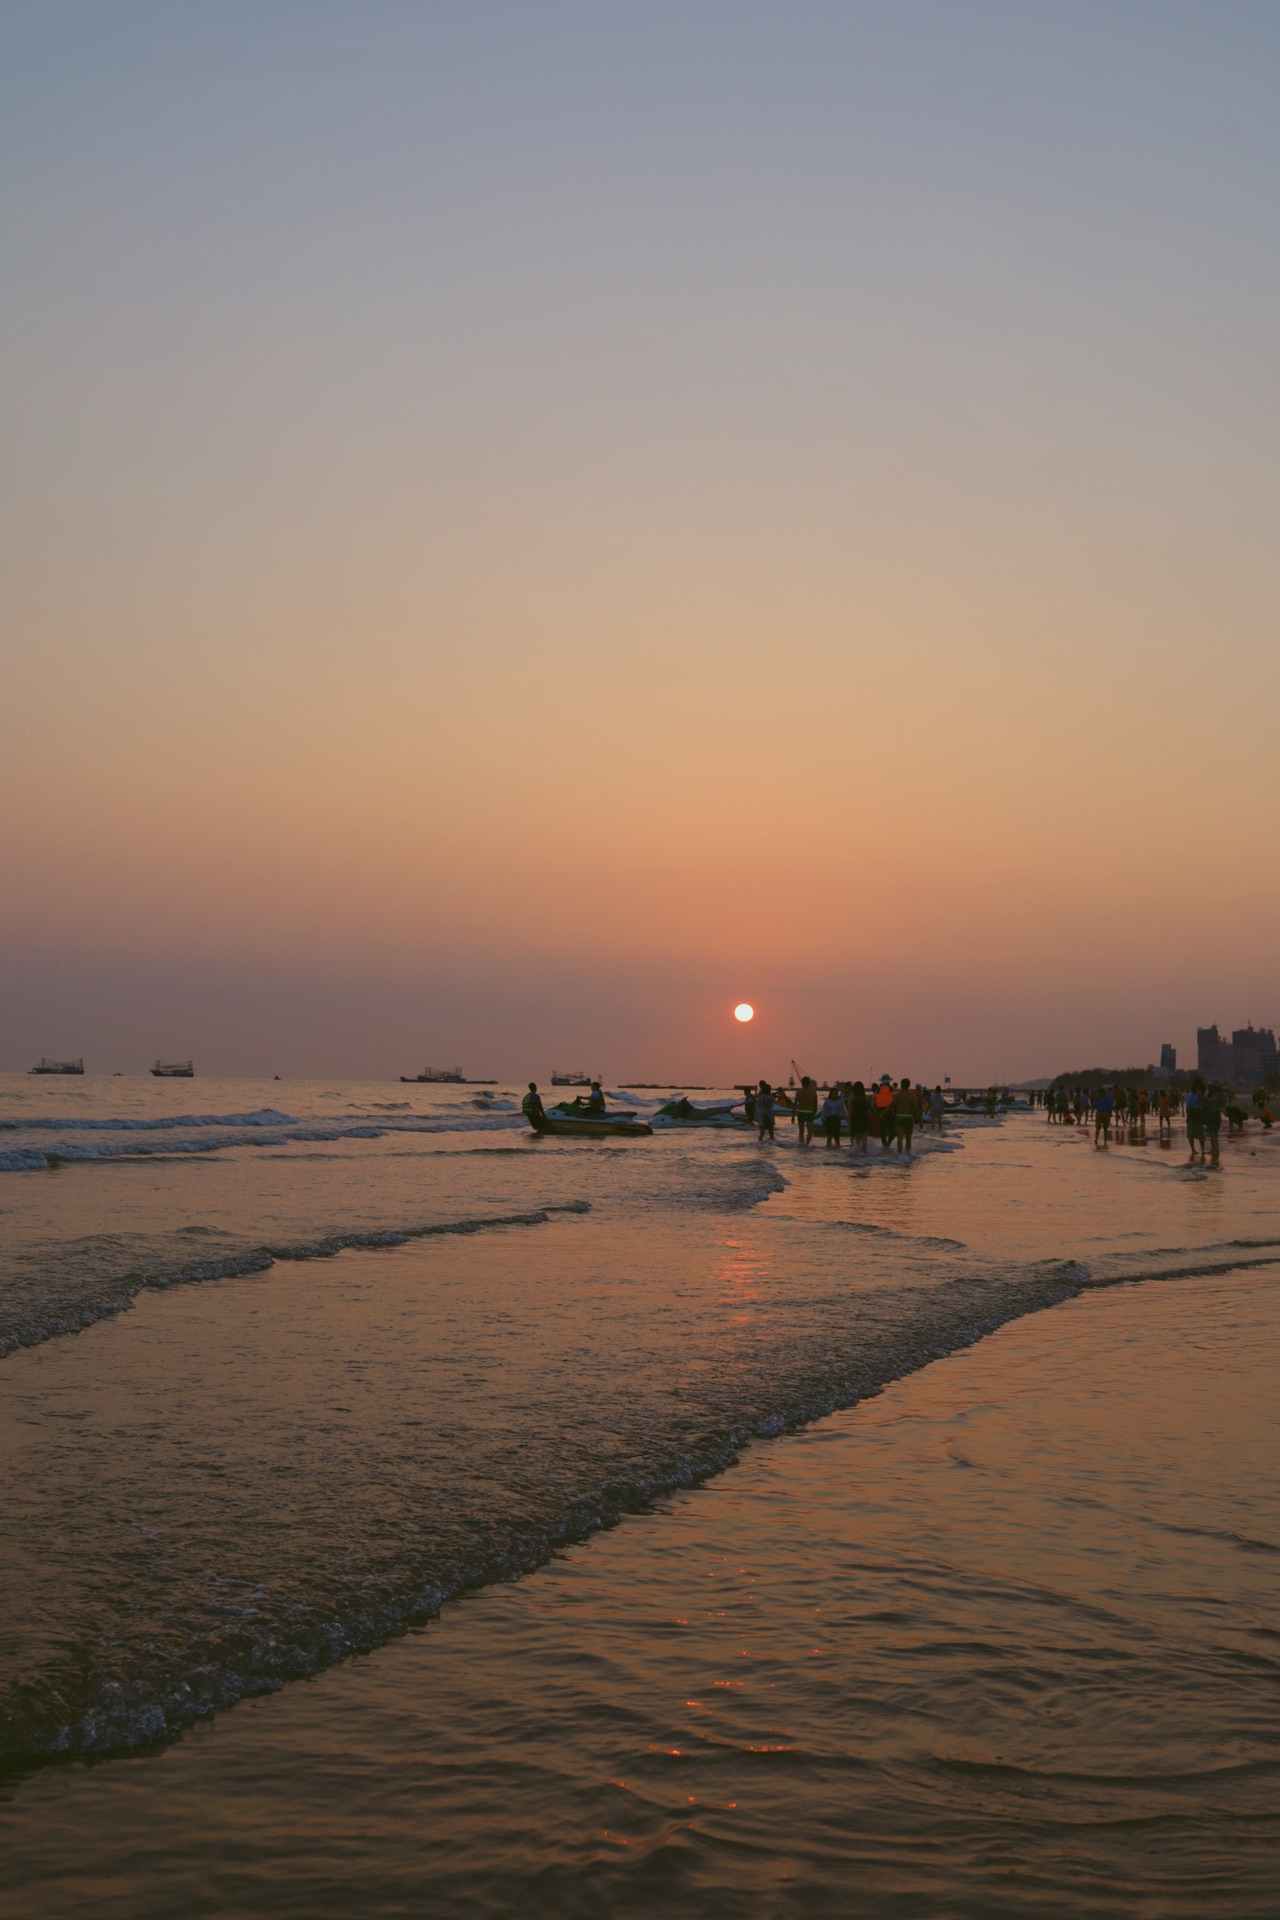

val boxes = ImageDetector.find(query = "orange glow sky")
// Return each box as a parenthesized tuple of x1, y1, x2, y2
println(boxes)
(3, 4, 1278, 1082)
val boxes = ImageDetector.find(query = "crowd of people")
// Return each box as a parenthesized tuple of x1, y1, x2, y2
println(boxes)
(742, 1075, 947, 1154)
(1029, 1079, 1274, 1165)
(523, 1073, 1275, 1166)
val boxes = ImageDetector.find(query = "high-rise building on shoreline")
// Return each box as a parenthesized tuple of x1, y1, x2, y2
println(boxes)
(1197, 1023, 1277, 1082)
(1159, 1043, 1177, 1074)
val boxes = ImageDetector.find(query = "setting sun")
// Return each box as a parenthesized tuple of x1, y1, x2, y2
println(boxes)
(734, 1003, 754, 1023)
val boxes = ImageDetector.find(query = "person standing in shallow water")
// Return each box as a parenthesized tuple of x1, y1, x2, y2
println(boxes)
(846, 1080, 871, 1154)
(796, 1076, 818, 1148)
(875, 1077, 896, 1151)
(756, 1080, 776, 1142)
(521, 1082, 545, 1126)
(1202, 1082, 1224, 1167)
(1185, 1079, 1205, 1163)
(893, 1078, 917, 1154)
(819, 1084, 844, 1148)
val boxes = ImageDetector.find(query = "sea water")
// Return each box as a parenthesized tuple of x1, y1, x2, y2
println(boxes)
(1, 1075, 1277, 1909)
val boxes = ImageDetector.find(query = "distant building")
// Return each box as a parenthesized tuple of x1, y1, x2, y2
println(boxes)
(1196, 1022, 1277, 1083)
(1232, 1025, 1276, 1080)
(1159, 1043, 1176, 1074)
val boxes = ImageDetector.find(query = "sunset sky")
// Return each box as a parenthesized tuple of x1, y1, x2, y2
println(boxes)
(4, 2, 1278, 1082)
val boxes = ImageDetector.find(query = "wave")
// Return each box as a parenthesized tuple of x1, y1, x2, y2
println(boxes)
(0, 1112, 529, 1171)
(1080, 1248, 1280, 1290)
(0, 1202, 592, 1360)
(4, 1231, 1277, 1778)
(824, 1221, 969, 1250)
(0, 1245, 1086, 1778)
(0, 1108, 296, 1132)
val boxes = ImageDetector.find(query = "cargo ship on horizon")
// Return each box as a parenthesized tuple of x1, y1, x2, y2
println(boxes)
(399, 1068, 498, 1084)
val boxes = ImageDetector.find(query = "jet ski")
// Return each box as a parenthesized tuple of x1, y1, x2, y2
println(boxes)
(530, 1103, 653, 1138)
(650, 1096, 747, 1128)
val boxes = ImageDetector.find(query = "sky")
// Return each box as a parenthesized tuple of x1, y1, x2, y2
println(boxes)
(3, 1, 1278, 1083)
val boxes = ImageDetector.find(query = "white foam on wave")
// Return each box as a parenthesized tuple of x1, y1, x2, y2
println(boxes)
(0, 1108, 296, 1133)
(0, 1201, 594, 1359)
(1, 1238, 1102, 1774)
(0, 1111, 529, 1171)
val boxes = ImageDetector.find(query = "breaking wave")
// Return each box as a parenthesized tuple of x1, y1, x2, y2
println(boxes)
(0, 1203, 592, 1360)
(0, 1246, 1087, 1779)
(0, 1108, 297, 1132)
(0, 1110, 528, 1172)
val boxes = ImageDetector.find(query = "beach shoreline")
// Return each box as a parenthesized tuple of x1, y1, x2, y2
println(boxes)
(4, 1254, 1279, 1916)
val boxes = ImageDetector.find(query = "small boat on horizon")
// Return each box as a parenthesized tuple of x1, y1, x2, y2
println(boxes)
(152, 1060, 195, 1078)
(399, 1068, 499, 1084)
(550, 1070, 596, 1086)
(29, 1057, 84, 1075)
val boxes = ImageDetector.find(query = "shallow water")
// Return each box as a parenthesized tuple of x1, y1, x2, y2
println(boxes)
(1, 1079, 1277, 1909)
(4, 1260, 1278, 1916)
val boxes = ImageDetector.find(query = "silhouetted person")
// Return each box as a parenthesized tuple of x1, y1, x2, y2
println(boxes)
(875, 1077, 896, 1151)
(796, 1076, 818, 1147)
(1202, 1082, 1223, 1166)
(894, 1077, 917, 1154)
(846, 1080, 871, 1153)
(1185, 1078, 1205, 1162)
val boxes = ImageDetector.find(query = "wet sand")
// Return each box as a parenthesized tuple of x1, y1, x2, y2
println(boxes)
(5, 1261, 1277, 1918)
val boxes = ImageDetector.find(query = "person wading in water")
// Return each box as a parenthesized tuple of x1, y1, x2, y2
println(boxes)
(893, 1078, 918, 1155)
(846, 1080, 871, 1154)
(796, 1075, 818, 1148)
(875, 1076, 896, 1152)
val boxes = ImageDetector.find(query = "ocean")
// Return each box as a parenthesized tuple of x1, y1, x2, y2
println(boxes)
(1, 1074, 1277, 1914)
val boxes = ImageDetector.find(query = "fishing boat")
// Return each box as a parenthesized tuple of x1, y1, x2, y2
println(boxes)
(550, 1069, 595, 1086)
(152, 1060, 194, 1078)
(29, 1057, 84, 1075)
(400, 1067, 465, 1083)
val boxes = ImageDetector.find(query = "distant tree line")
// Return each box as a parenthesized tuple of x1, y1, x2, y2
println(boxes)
(1052, 1066, 1179, 1091)
(1053, 1064, 1279, 1093)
